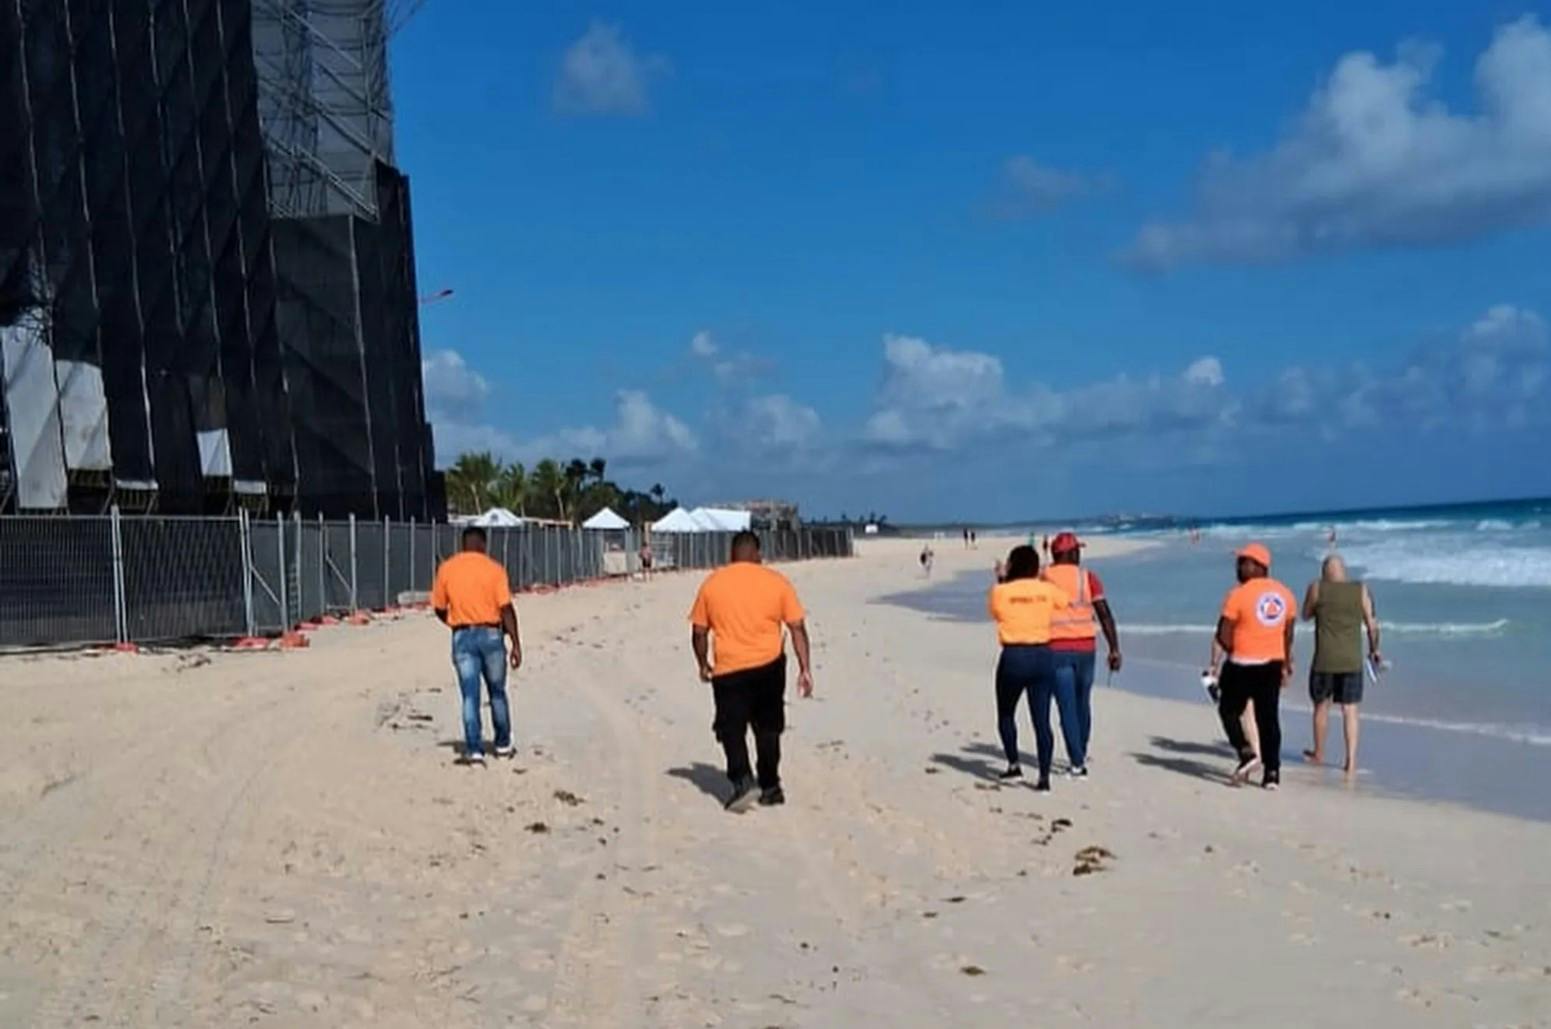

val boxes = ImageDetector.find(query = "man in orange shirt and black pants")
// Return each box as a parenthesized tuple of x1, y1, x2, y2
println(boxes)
(690, 531, 814, 812)
(1212, 543, 1296, 789)
(432, 526, 523, 765)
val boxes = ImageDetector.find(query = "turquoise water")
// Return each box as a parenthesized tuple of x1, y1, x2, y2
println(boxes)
(887, 497, 1551, 821)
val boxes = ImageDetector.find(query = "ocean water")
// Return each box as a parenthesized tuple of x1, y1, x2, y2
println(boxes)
(887, 497, 1551, 821)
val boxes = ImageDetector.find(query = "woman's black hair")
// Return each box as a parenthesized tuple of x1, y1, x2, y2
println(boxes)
(1003, 544, 1040, 581)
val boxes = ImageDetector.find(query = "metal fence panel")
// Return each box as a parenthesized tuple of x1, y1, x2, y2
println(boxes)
(297, 517, 326, 623)
(122, 518, 247, 642)
(324, 521, 355, 612)
(246, 518, 287, 634)
(0, 517, 118, 647)
(0, 515, 852, 649)
(388, 522, 412, 604)
(355, 520, 387, 610)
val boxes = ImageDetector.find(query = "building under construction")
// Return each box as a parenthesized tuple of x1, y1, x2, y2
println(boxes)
(0, 0, 440, 518)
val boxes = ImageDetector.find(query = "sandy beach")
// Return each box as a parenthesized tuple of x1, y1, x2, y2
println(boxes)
(2, 536, 1549, 1027)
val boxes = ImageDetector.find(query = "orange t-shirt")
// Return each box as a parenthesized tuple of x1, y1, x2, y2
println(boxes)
(1220, 577, 1297, 662)
(431, 552, 513, 627)
(987, 579, 1070, 645)
(688, 563, 805, 676)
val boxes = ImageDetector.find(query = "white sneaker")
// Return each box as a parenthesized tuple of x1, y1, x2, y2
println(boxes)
(464, 751, 486, 766)
(493, 745, 515, 759)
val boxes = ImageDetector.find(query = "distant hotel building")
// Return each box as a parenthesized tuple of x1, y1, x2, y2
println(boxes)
(0, 0, 441, 518)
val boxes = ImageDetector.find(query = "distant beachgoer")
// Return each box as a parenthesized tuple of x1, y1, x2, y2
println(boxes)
(639, 540, 654, 580)
(987, 545, 1071, 791)
(1042, 532, 1122, 778)
(431, 526, 523, 765)
(1326, 526, 1338, 550)
(1210, 543, 1296, 789)
(970, 530, 978, 548)
(1041, 535, 1051, 561)
(1301, 555, 1382, 775)
(689, 531, 814, 812)
(920, 544, 935, 577)
(963, 527, 971, 549)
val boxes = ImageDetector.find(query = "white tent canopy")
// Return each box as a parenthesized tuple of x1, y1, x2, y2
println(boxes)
(651, 507, 704, 533)
(689, 507, 751, 532)
(469, 507, 523, 527)
(582, 507, 630, 531)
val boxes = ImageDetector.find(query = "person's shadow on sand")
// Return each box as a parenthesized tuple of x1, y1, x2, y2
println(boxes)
(666, 763, 728, 804)
(928, 749, 1007, 782)
(1130, 737, 1236, 785)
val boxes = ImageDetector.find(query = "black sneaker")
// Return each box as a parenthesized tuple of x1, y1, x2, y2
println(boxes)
(1067, 766, 1089, 781)
(758, 786, 786, 807)
(998, 765, 1023, 781)
(724, 777, 759, 813)
(1033, 776, 1052, 793)
(1263, 770, 1281, 791)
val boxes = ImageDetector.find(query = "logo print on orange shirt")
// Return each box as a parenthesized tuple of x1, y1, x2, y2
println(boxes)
(1254, 591, 1287, 627)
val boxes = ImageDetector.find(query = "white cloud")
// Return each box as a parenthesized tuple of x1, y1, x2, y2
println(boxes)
(528, 390, 697, 468)
(1125, 16, 1551, 268)
(862, 333, 1228, 453)
(995, 156, 1107, 217)
(1259, 304, 1550, 435)
(553, 21, 667, 116)
(687, 329, 772, 383)
(421, 349, 490, 415)
(743, 394, 822, 449)
(1184, 356, 1225, 388)
(689, 330, 719, 358)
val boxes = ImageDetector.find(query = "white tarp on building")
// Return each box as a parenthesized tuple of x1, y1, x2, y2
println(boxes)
(582, 507, 629, 530)
(470, 507, 524, 527)
(690, 507, 752, 532)
(651, 507, 703, 533)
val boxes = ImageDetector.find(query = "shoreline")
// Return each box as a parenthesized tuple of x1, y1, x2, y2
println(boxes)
(877, 541, 1551, 824)
(2, 538, 1548, 1026)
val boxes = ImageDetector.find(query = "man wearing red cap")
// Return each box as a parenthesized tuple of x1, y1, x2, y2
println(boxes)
(1211, 543, 1297, 788)
(1042, 532, 1122, 777)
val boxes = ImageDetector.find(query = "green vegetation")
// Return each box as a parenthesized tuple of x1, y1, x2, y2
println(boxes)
(444, 452, 676, 526)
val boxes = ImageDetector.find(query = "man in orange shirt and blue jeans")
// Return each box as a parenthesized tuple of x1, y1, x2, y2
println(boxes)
(1211, 542, 1297, 789)
(690, 531, 814, 812)
(432, 526, 523, 765)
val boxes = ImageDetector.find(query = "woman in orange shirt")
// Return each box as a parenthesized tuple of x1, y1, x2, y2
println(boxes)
(987, 545, 1070, 791)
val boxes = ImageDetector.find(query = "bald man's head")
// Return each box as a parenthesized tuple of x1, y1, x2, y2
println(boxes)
(1322, 554, 1348, 582)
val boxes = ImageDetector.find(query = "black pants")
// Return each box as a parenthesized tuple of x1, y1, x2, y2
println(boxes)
(1218, 661, 1284, 773)
(712, 656, 787, 789)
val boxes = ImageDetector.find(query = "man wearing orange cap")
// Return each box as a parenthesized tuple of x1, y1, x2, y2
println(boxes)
(1042, 531, 1122, 777)
(1211, 543, 1297, 789)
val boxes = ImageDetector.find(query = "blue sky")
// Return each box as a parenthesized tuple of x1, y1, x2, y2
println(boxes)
(396, 2, 1551, 521)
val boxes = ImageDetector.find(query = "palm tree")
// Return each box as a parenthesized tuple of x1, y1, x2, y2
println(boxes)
(530, 459, 565, 521)
(562, 458, 589, 523)
(493, 462, 527, 515)
(588, 457, 607, 485)
(446, 451, 501, 515)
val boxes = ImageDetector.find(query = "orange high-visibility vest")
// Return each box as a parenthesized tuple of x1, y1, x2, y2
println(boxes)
(1043, 563, 1097, 641)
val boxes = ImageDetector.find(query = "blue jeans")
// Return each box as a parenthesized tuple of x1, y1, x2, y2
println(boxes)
(1051, 650, 1095, 769)
(995, 644, 1056, 777)
(452, 627, 511, 757)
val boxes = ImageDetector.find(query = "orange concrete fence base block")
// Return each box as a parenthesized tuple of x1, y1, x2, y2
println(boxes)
(345, 611, 372, 626)
(278, 631, 310, 650)
(232, 637, 270, 651)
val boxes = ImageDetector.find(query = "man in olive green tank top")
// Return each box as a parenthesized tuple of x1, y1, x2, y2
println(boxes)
(1300, 555, 1382, 775)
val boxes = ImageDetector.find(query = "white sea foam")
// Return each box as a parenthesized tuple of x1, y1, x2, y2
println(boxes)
(1124, 619, 1510, 638)
(1341, 539, 1551, 589)
(1476, 519, 1515, 531)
